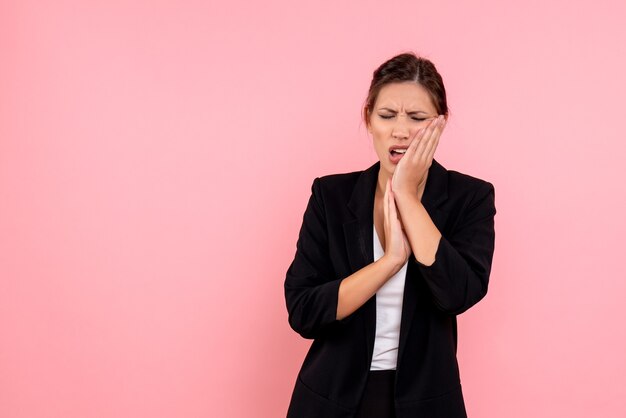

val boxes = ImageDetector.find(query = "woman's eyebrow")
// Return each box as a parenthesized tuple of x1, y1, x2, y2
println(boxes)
(379, 107, 428, 115)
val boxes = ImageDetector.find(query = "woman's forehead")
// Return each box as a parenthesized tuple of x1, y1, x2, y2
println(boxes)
(376, 82, 435, 111)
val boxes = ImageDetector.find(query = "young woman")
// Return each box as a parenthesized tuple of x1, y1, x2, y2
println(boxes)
(284, 52, 497, 418)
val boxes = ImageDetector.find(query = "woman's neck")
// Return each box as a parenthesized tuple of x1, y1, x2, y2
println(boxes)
(376, 169, 390, 197)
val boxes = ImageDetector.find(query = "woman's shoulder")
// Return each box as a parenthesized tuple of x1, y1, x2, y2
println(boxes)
(420, 159, 495, 210)
(306, 164, 375, 210)
(317, 168, 364, 185)
(444, 166, 496, 212)
(313, 163, 375, 190)
(447, 168, 494, 191)
(309, 170, 363, 205)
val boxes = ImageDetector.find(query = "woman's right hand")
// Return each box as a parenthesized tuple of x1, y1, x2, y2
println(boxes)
(383, 177, 412, 269)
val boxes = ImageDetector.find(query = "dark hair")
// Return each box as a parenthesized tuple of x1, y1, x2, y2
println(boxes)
(363, 52, 449, 127)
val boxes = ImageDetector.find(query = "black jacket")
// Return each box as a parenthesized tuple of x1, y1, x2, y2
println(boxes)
(284, 158, 496, 418)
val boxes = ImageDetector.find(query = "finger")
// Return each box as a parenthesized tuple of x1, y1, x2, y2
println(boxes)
(386, 179, 395, 247)
(424, 116, 441, 145)
(424, 133, 439, 164)
(422, 121, 439, 159)
(389, 186, 398, 223)
(383, 177, 389, 231)
(406, 126, 427, 159)
(414, 116, 440, 162)
(387, 179, 393, 227)
(413, 118, 436, 157)
(389, 180, 399, 240)
(425, 125, 442, 162)
(426, 116, 445, 158)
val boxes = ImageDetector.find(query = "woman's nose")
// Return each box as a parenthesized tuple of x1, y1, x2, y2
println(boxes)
(391, 116, 412, 139)
(391, 125, 410, 139)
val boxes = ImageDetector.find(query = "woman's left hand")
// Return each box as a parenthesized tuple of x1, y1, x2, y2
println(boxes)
(392, 115, 446, 199)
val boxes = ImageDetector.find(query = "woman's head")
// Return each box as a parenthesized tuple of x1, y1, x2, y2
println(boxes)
(363, 53, 448, 127)
(363, 52, 449, 175)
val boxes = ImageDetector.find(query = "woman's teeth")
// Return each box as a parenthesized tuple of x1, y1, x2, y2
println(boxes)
(391, 149, 407, 154)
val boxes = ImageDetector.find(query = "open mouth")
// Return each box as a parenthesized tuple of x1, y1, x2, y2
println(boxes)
(390, 149, 407, 156)
(389, 148, 407, 164)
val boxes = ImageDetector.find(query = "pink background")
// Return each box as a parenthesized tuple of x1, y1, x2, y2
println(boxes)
(1, 1, 625, 417)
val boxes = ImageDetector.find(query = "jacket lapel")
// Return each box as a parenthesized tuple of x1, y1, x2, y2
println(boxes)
(343, 158, 449, 370)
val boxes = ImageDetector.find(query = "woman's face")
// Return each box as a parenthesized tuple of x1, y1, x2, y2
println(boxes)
(367, 81, 442, 176)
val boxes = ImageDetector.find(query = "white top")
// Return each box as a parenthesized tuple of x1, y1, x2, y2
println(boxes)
(370, 224, 409, 370)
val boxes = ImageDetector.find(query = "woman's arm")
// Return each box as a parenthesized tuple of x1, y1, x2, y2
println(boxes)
(336, 255, 404, 321)
(337, 176, 411, 320)
(284, 177, 405, 339)
(394, 191, 442, 267)
(286, 247, 401, 339)
(395, 181, 496, 315)
(381, 115, 496, 315)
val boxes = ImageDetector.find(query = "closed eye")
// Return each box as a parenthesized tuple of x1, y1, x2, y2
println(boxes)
(379, 114, 426, 121)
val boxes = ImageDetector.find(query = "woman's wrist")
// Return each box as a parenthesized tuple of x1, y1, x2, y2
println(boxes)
(379, 254, 406, 275)
(393, 189, 421, 207)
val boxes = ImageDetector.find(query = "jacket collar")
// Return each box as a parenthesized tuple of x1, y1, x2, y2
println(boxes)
(342, 158, 449, 372)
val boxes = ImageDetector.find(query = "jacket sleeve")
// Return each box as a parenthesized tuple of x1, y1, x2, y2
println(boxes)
(284, 177, 346, 339)
(415, 181, 497, 315)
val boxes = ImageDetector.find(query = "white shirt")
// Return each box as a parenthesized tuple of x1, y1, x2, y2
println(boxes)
(370, 223, 409, 370)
